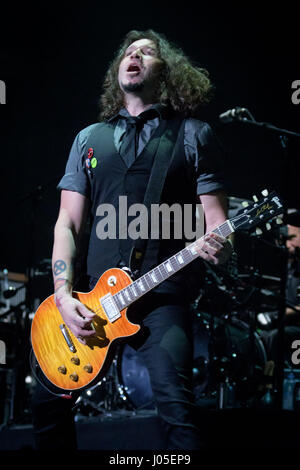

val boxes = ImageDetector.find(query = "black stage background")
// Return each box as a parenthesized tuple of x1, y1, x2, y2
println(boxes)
(0, 2, 300, 452)
(0, 3, 299, 274)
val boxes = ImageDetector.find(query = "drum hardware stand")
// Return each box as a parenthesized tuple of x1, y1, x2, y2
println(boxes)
(74, 350, 130, 420)
(207, 312, 237, 409)
(102, 354, 128, 412)
(73, 364, 123, 418)
(236, 224, 277, 403)
(0, 301, 28, 429)
(217, 378, 236, 410)
(242, 269, 261, 386)
(226, 110, 300, 408)
(196, 278, 230, 407)
(196, 265, 240, 409)
(211, 269, 269, 407)
(201, 252, 275, 408)
(240, 272, 272, 405)
(212, 259, 264, 406)
(213, 340, 236, 410)
(10, 178, 62, 425)
(274, 241, 288, 408)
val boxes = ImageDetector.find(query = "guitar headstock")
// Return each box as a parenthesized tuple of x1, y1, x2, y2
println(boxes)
(229, 190, 284, 233)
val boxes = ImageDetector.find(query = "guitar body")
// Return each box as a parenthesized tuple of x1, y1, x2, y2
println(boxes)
(31, 268, 140, 391)
(31, 190, 284, 392)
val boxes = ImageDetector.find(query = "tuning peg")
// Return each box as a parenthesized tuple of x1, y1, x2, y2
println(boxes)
(255, 227, 263, 236)
(266, 223, 271, 231)
(252, 195, 258, 202)
(276, 217, 283, 225)
(242, 201, 249, 207)
(261, 189, 269, 197)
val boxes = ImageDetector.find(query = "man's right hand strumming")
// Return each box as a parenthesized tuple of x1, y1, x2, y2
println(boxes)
(54, 292, 95, 345)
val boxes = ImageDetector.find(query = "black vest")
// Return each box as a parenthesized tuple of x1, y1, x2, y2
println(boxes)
(84, 116, 197, 279)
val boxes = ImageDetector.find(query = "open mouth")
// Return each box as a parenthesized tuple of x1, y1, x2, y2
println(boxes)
(127, 63, 142, 74)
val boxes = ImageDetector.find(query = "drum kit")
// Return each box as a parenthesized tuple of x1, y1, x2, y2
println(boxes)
(0, 263, 52, 428)
(0, 196, 298, 424)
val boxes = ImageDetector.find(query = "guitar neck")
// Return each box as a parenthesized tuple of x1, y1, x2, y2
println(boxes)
(113, 219, 234, 310)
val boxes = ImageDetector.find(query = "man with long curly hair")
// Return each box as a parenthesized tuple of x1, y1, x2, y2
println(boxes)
(32, 30, 232, 450)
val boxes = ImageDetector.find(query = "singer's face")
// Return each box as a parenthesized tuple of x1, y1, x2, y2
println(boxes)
(118, 38, 164, 93)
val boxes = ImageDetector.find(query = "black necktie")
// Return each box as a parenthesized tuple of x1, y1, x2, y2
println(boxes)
(119, 116, 144, 167)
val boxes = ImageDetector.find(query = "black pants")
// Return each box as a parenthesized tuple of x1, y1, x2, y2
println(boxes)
(31, 287, 203, 450)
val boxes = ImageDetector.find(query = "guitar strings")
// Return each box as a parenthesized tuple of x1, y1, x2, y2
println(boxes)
(89, 225, 232, 317)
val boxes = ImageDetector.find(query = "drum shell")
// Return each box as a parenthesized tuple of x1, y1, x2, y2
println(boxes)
(192, 312, 267, 402)
(117, 312, 267, 409)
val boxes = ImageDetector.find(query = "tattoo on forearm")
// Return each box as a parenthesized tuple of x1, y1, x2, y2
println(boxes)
(54, 278, 70, 292)
(53, 260, 67, 276)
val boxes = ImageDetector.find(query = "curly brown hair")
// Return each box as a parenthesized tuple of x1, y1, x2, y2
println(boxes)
(99, 30, 213, 121)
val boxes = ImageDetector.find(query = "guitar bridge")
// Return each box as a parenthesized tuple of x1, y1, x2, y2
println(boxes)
(60, 324, 76, 353)
(100, 293, 121, 323)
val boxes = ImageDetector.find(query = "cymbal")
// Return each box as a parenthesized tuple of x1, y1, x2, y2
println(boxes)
(238, 274, 281, 291)
(0, 271, 28, 283)
(236, 274, 281, 311)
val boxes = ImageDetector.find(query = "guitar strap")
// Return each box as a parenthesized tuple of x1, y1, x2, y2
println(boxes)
(129, 116, 184, 277)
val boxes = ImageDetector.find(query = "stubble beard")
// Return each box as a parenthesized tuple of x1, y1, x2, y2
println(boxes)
(121, 81, 145, 93)
(120, 65, 164, 100)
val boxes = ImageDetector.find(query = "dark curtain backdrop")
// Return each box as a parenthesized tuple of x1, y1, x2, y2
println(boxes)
(0, 3, 299, 276)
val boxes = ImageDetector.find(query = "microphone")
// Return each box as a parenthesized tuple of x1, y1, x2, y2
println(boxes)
(219, 107, 249, 123)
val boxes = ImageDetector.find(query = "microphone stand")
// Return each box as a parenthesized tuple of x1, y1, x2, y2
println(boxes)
(234, 115, 300, 140)
(229, 113, 300, 410)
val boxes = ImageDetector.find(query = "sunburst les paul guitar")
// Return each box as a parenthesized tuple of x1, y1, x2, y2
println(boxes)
(31, 190, 284, 391)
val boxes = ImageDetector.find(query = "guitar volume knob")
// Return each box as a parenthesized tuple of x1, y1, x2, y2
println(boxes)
(71, 356, 80, 365)
(69, 373, 79, 382)
(83, 364, 93, 373)
(58, 366, 67, 374)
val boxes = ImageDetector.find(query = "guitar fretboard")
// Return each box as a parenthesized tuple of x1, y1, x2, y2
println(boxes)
(113, 219, 234, 310)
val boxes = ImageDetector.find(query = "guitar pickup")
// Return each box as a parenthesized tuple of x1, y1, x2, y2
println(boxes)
(100, 293, 121, 323)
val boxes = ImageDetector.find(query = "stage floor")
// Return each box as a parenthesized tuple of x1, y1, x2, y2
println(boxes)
(0, 408, 299, 450)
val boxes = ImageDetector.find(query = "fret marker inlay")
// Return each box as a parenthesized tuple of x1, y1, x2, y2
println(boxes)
(165, 261, 173, 272)
(177, 254, 184, 264)
(137, 280, 145, 292)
